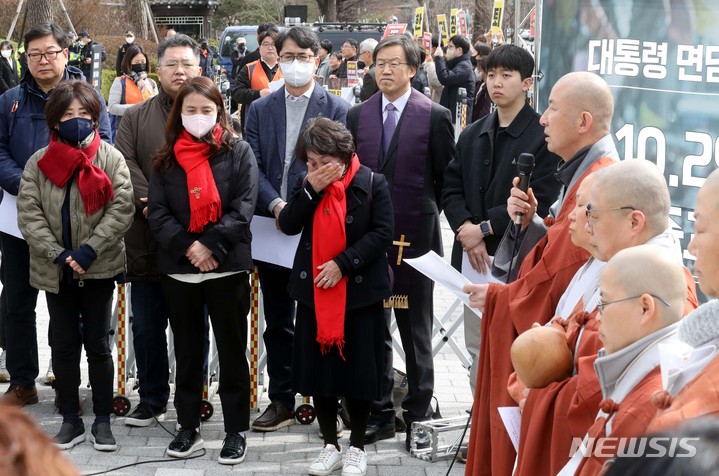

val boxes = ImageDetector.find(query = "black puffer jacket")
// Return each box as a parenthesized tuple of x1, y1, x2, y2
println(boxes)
(148, 139, 258, 275)
(435, 52, 476, 124)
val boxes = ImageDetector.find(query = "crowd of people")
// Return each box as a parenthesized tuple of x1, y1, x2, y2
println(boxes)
(0, 18, 717, 476)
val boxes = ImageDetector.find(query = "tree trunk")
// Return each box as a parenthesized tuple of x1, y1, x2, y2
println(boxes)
(316, 0, 337, 22)
(25, 0, 54, 32)
(126, 0, 149, 39)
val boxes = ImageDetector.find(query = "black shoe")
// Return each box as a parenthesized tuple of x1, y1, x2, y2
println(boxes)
(90, 422, 117, 451)
(54, 421, 85, 450)
(218, 432, 246, 465)
(363, 420, 395, 445)
(125, 402, 166, 427)
(167, 428, 204, 458)
(405, 428, 430, 452)
(251, 401, 295, 432)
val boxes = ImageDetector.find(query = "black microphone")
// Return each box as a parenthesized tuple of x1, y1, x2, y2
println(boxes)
(514, 153, 535, 225)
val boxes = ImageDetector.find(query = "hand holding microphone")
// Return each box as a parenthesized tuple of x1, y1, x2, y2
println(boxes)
(507, 153, 537, 228)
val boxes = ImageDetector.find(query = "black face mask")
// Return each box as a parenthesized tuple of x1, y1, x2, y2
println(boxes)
(238, 45, 246, 52)
(130, 63, 147, 74)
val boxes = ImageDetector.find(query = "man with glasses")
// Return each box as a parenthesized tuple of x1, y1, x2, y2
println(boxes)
(433, 34, 475, 124)
(232, 26, 281, 135)
(463, 71, 618, 476)
(513, 159, 697, 476)
(244, 25, 349, 433)
(346, 34, 455, 451)
(0, 22, 111, 407)
(114, 34, 202, 428)
(559, 244, 688, 475)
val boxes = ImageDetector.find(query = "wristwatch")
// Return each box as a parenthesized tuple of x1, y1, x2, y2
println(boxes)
(479, 220, 493, 237)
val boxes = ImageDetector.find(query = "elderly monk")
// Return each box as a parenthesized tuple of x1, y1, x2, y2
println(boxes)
(558, 245, 688, 476)
(463, 71, 618, 476)
(513, 160, 698, 476)
(648, 169, 719, 431)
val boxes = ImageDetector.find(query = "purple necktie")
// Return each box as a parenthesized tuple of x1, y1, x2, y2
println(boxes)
(383, 103, 397, 154)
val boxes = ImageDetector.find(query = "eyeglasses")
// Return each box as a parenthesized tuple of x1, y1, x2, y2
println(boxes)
(27, 50, 63, 62)
(597, 294, 670, 314)
(160, 60, 198, 70)
(279, 53, 315, 63)
(585, 203, 636, 221)
(260, 42, 276, 49)
(375, 60, 409, 70)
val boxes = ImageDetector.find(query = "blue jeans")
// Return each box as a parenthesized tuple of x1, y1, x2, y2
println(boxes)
(0, 232, 39, 387)
(130, 281, 170, 409)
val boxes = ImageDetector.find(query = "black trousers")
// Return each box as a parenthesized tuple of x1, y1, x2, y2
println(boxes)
(46, 279, 115, 416)
(371, 267, 434, 426)
(162, 273, 251, 433)
(256, 263, 296, 409)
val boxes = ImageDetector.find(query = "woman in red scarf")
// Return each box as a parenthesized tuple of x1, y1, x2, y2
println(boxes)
(278, 117, 393, 476)
(147, 76, 258, 465)
(17, 80, 134, 452)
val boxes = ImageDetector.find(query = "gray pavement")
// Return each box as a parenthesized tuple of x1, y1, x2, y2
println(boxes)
(2, 215, 473, 475)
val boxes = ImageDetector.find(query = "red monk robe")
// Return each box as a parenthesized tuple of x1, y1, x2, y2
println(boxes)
(575, 367, 664, 476)
(465, 157, 615, 476)
(648, 351, 719, 432)
(514, 270, 697, 476)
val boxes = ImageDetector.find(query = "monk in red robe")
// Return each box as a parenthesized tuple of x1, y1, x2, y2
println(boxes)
(513, 161, 698, 476)
(648, 169, 719, 432)
(463, 71, 618, 476)
(559, 245, 688, 475)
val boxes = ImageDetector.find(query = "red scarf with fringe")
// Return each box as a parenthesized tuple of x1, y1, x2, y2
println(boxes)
(313, 155, 361, 358)
(37, 131, 113, 216)
(173, 126, 223, 233)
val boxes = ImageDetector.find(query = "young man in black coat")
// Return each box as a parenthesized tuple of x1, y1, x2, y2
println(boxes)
(441, 44, 562, 394)
(434, 34, 476, 124)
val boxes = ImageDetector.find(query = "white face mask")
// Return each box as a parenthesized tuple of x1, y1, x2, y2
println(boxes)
(126, 37, 135, 44)
(181, 113, 217, 139)
(0, 50, 11, 59)
(280, 59, 315, 88)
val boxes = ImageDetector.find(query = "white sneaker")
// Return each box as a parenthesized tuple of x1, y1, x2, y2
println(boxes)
(341, 446, 367, 476)
(319, 414, 346, 439)
(309, 444, 343, 476)
(43, 358, 55, 386)
(0, 350, 9, 383)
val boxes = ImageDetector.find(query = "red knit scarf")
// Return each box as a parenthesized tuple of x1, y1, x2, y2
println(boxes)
(173, 126, 223, 233)
(37, 131, 113, 216)
(313, 155, 361, 358)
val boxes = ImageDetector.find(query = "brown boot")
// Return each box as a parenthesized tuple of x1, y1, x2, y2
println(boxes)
(0, 384, 39, 406)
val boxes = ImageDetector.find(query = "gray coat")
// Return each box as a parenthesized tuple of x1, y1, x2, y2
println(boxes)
(17, 140, 134, 293)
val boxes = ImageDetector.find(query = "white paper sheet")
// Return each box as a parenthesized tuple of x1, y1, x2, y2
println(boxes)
(498, 406, 522, 452)
(249, 215, 300, 268)
(404, 251, 481, 317)
(268, 78, 285, 92)
(461, 252, 503, 285)
(341, 86, 356, 105)
(0, 191, 22, 239)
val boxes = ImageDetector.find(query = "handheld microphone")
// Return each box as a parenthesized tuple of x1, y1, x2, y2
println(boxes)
(514, 153, 535, 225)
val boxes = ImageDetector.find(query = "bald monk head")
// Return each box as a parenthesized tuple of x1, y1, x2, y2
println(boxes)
(688, 169, 719, 298)
(586, 160, 670, 262)
(597, 245, 686, 355)
(568, 170, 599, 256)
(511, 324, 573, 388)
(540, 71, 614, 162)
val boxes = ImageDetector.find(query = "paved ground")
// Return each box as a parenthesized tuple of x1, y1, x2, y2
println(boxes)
(2, 216, 473, 475)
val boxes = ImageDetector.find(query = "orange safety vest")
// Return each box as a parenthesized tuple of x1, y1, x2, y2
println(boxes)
(247, 60, 283, 90)
(117, 75, 145, 105)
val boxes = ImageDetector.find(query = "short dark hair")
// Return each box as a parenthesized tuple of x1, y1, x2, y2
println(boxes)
(45, 80, 101, 129)
(343, 38, 358, 51)
(449, 35, 470, 56)
(275, 26, 320, 55)
(431, 34, 441, 49)
(0, 41, 13, 57)
(257, 23, 278, 36)
(330, 51, 343, 62)
(24, 22, 67, 51)
(121, 44, 149, 75)
(319, 39, 333, 54)
(296, 117, 355, 166)
(258, 30, 278, 46)
(157, 34, 200, 63)
(486, 44, 534, 80)
(373, 35, 421, 70)
(474, 43, 491, 57)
